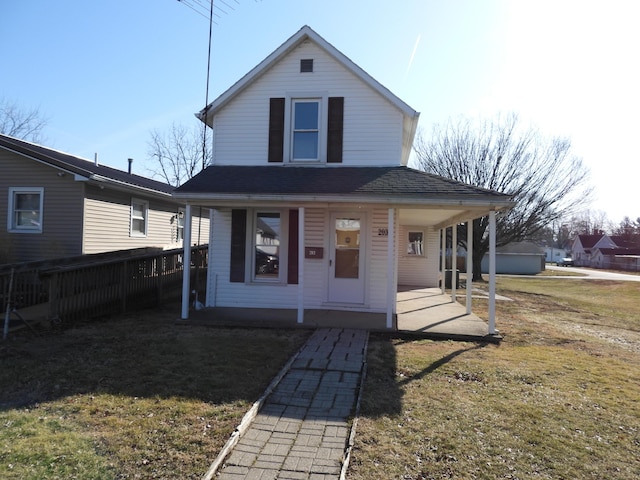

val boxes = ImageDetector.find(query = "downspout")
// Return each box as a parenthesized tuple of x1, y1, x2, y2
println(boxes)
(181, 204, 193, 320)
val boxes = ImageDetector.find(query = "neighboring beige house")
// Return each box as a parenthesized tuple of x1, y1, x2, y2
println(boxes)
(0, 133, 209, 264)
(174, 26, 514, 331)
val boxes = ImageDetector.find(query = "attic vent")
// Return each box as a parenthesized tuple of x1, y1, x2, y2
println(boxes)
(300, 59, 313, 73)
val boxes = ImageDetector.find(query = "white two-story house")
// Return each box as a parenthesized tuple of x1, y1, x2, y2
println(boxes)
(174, 26, 513, 331)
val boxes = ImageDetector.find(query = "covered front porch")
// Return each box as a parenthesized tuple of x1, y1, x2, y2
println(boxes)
(183, 285, 500, 342)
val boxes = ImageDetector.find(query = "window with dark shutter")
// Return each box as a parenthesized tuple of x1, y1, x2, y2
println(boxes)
(230, 209, 247, 282)
(288, 209, 299, 284)
(268, 98, 285, 163)
(300, 59, 313, 73)
(327, 97, 344, 163)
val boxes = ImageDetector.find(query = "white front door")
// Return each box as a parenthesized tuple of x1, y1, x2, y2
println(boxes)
(328, 213, 366, 304)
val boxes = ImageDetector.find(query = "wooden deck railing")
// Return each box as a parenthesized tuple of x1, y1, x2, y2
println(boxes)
(1, 246, 208, 329)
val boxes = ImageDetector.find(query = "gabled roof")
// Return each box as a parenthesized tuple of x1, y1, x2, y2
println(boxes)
(595, 247, 640, 256)
(174, 165, 513, 208)
(0, 133, 174, 196)
(198, 25, 419, 123)
(196, 25, 420, 164)
(576, 234, 603, 249)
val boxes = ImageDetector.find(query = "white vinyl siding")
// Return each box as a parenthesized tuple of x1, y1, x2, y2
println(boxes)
(207, 209, 298, 309)
(212, 41, 403, 166)
(398, 225, 440, 287)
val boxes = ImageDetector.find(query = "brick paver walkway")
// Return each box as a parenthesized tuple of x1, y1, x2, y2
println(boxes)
(215, 328, 368, 480)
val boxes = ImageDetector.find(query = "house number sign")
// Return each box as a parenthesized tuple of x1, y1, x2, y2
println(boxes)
(305, 247, 324, 259)
(377, 228, 388, 236)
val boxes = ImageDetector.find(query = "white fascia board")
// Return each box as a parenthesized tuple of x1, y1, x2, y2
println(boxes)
(172, 192, 514, 211)
(197, 25, 420, 128)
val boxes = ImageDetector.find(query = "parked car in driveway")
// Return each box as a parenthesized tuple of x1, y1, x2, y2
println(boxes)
(557, 257, 574, 266)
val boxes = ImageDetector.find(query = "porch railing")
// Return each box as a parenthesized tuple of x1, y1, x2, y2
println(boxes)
(1, 246, 207, 330)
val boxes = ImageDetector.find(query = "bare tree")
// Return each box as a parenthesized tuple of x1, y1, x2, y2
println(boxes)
(147, 122, 212, 187)
(0, 98, 48, 142)
(414, 113, 593, 280)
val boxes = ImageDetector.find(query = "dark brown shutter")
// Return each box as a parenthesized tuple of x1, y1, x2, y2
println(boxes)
(268, 98, 285, 163)
(327, 96, 344, 163)
(287, 209, 299, 285)
(230, 209, 247, 282)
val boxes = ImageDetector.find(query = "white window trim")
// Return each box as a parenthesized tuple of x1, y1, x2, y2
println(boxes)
(283, 92, 328, 164)
(130, 198, 149, 237)
(246, 208, 289, 284)
(176, 208, 185, 243)
(8, 187, 44, 233)
(407, 230, 425, 256)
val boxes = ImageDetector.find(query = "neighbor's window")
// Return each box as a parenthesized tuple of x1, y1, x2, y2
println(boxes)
(407, 231, 424, 255)
(130, 198, 148, 237)
(292, 99, 320, 161)
(8, 187, 44, 233)
(254, 211, 281, 281)
(176, 209, 185, 242)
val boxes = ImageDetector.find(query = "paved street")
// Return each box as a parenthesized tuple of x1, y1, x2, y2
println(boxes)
(545, 265, 640, 281)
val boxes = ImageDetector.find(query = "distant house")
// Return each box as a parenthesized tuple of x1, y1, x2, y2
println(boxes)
(0, 134, 209, 264)
(173, 26, 514, 331)
(481, 241, 545, 275)
(570, 233, 640, 270)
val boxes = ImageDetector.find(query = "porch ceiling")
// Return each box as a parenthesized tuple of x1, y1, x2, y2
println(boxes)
(398, 207, 485, 228)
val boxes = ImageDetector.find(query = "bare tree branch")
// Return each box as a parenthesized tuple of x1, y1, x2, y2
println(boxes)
(0, 98, 48, 142)
(413, 113, 594, 280)
(146, 122, 212, 187)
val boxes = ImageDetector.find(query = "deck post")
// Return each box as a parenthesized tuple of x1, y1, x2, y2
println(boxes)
(488, 210, 497, 334)
(466, 219, 473, 314)
(180, 204, 192, 320)
(440, 228, 446, 294)
(451, 224, 457, 302)
(297, 207, 305, 324)
(386, 208, 395, 329)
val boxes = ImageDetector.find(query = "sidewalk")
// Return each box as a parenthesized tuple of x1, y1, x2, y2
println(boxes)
(212, 328, 368, 480)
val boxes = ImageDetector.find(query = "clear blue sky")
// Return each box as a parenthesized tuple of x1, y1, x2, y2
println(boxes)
(2, 0, 638, 223)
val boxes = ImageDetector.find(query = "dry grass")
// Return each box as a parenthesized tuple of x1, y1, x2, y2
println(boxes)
(0, 304, 309, 479)
(350, 278, 640, 479)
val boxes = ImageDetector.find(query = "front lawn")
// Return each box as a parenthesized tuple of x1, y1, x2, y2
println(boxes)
(350, 278, 640, 479)
(0, 305, 309, 479)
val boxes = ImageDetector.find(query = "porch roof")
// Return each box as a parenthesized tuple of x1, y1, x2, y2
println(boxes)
(174, 165, 513, 210)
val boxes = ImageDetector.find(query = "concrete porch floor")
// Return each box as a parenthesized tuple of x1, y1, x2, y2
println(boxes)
(396, 286, 500, 342)
(183, 287, 500, 342)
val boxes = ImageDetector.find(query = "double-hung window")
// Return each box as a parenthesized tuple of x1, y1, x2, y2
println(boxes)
(292, 99, 320, 161)
(407, 231, 424, 256)
(8, 187, 44, 233)
(130, 198, 148, 237)
(253, 211, 282, 281)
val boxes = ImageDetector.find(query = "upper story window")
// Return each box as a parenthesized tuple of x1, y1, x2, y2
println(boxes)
(268, 96, 343, 164)
(130, 198, 148, 237)
(8, 187, 44, 233)
(292, 99, 320, 161)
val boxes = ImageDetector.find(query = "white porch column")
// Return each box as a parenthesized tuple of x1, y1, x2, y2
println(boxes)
(466, 219, 473, 314)
(180, 203, 193, 320)
(488, 210, 497, 334)
(451, 224, 457, 302)
(386, 208, 395, 329)
(297, 207, 305, 324)
(440, 228, 446, 294)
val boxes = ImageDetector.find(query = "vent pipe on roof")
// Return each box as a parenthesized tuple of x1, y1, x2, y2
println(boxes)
(94, 153, 98, 166)
(128, 158, 133, 174)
